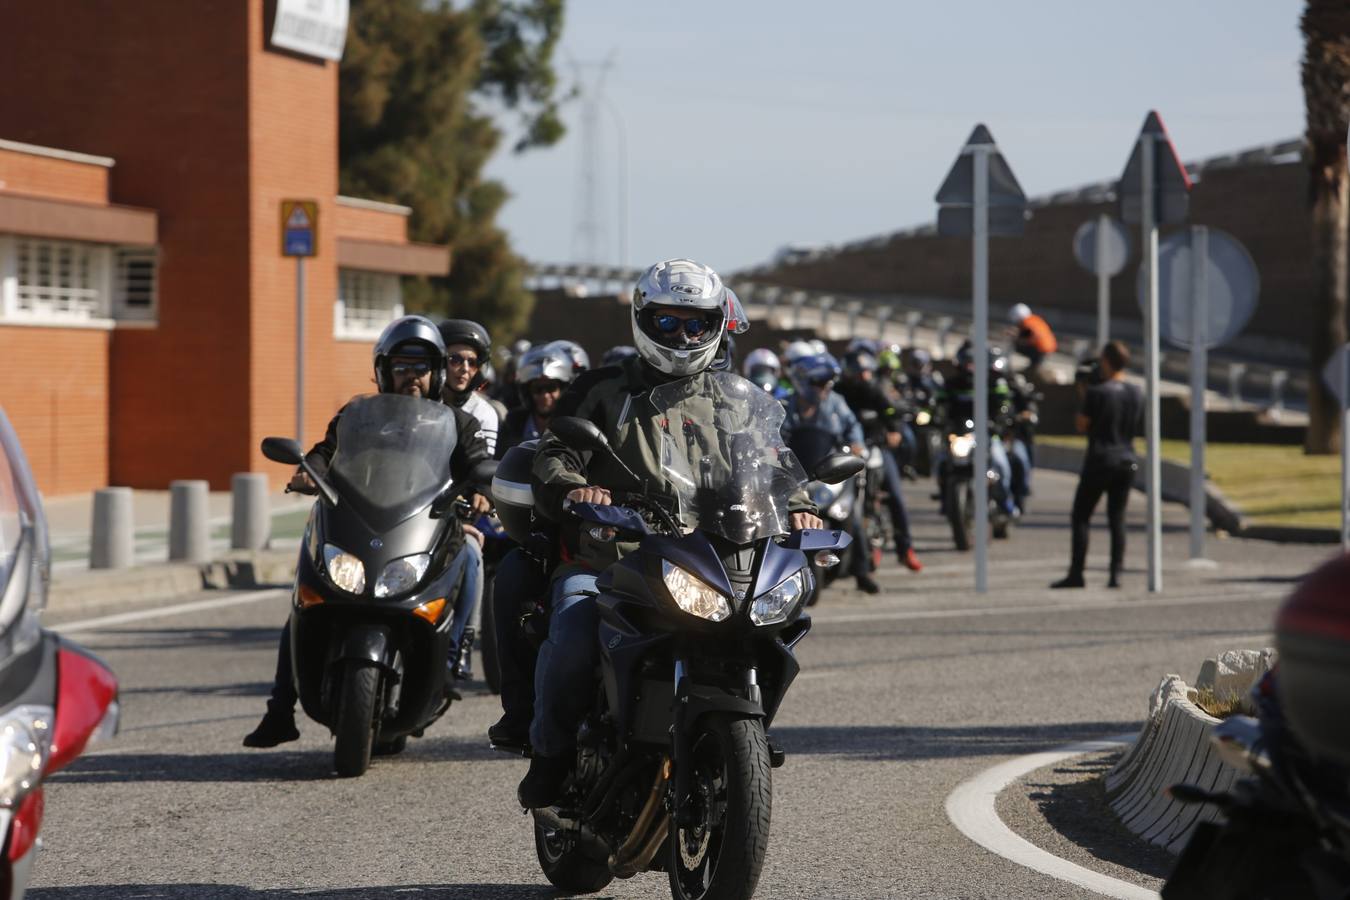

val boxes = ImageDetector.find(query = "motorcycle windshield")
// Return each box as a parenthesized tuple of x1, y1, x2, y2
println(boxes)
(649, 371, 808, 544)
(0, 408, 48, 648)
(328, 394, 458, 530)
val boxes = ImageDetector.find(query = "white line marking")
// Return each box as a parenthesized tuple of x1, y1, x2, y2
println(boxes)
(945, 734, 1159, 900)
(813, 590, 1278, 625)
(52, 588, 287, 635)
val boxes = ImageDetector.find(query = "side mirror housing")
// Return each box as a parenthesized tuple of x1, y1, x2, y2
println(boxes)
(261, 436, 304, 466)
(813, 454, 865, 485)
(549, 416, 610, 454)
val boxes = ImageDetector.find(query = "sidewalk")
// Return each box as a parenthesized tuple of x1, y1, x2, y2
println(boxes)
(43, 488, 313, 574)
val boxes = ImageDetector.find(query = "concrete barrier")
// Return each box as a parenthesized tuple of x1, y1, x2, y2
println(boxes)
(89, 487, 134, 570)
(230, 473, 271, 551)
(168, 479, 210, 563)
(1106, 650, 1276, 854)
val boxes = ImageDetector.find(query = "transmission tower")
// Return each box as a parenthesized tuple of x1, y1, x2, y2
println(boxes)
(570, 55, 615, 266)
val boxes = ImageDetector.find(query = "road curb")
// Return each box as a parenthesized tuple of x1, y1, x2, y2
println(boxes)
(47, 549, 297, 618)
(1032, 443, 1338, 543)
(1105, 651, 1274, 855)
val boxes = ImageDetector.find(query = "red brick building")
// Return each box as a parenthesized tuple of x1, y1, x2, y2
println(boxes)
(0, 2, 449, 495)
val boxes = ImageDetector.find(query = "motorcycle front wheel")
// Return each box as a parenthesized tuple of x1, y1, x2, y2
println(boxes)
(333, 661, 380, 777)
(944, 478, 971, 551)
(668, 714, 771, 900)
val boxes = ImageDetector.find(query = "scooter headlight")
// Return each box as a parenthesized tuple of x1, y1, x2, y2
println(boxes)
(0, 705, 52, 808)
(750, 571, 805, 626)
(374, 552, 433, 599)
(949, 434, 975, 460)
(322, 543, 366, 594)
(661, 561, 731, 623)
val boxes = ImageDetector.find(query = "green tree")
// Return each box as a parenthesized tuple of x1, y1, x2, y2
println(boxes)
(338, 0, 565, 345)
(1302, 0, 1350, 453)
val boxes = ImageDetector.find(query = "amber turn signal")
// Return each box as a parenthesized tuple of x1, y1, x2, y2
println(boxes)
(297, 584, 325, 608)
(412, 598, 446, 623)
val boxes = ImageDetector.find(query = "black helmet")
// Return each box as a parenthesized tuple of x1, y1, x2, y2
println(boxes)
(374, 315, 447, 396)
(437, 319, 492, 361)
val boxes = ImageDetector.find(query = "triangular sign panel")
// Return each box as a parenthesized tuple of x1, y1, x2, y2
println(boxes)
(935, 124, 1027, 236)
(287, 205, 312, 228)
(1118, 110, 1192, 226)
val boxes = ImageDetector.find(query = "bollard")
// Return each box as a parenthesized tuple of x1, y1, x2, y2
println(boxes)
(874, 306, 893, 341)
(90, 487, 134, 570)
(847, 301, 864, 339)
(231, 473, 271, 551)
(1269, 369, 1288, 419)
(935, 316, 955, 357)
(905, 311, 923, 347)
(169, 479, 211, 563)
(1228, 363, 1247, 409)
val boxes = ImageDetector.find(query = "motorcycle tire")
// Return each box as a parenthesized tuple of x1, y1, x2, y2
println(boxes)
(992, 518, 1010, 540)
(534, 817, 614, 894)
(668, 714, 771, 900)
(333, 662, 380, 778)
(944, 479, 970, 552)
(1162, 815, 1318, 900)
(481, 575, 501, 696)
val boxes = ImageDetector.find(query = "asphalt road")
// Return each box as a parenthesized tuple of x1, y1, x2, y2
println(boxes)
(32, 470, 1337, 900)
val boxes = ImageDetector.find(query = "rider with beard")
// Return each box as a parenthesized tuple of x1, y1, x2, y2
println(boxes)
(782, 353, 880, 595)
(514, 258, 823, 808)
(834, 350, 923, 573)
(243, 316, 490, 747)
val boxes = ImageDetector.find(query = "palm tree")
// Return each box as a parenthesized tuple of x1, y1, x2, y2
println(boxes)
(1302, 1, 1350, 454)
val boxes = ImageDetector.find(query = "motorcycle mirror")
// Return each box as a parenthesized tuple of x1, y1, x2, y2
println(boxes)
(261, 436, 304, 465)
(813, 454, 865, 485)
(549, 416, 610, 453)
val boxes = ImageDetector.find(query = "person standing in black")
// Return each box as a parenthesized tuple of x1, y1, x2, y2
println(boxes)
(1052, 341, 1142, 589)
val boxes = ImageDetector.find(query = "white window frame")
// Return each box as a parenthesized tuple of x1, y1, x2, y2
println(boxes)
(0, 237, 159, 328)
(335, 268, 403, 341)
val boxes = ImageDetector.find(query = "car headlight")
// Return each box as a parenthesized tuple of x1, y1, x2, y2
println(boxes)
(751, 571, 805, 626)
(0, 705, 52, 808)
(661, 560, 731, 622)
(374, 553, 432, 599)
(949, 434, 975, 459)
(323, 543, 366, 594)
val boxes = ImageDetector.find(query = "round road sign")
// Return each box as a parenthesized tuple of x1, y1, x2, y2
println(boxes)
(1073, 216, 1131, 277)
(1136, 225, 1259, 350)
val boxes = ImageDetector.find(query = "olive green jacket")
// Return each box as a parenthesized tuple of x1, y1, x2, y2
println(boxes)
(532, 358, 814, 573)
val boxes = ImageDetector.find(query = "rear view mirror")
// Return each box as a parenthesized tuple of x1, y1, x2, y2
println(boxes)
(261, 436, 304, 466)
(813, 454, 865, 485)
(549, 416, 610, 453)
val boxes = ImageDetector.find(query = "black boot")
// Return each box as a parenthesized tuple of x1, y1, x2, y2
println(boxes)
(855, 573, 881, 595)
(517, 754, 571, 808)
(242, 707, 299, 748)
(1050, 573, 1085, 589)
(488, 714, 531, 753)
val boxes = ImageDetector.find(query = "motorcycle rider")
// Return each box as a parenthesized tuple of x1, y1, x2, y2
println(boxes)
(936, 340, 1016, 517)
(998, 350, 1039, 515)
(514, 258, 822, 808)
(782, 352, 881, 595)
(439, 319, 500, 456)
(243, 316, 490, 748)
(743, 347, 789, 398)
(497, 344, 574, 454)
(835, 349, 923, 572)
(1008, 302, 1057, 377)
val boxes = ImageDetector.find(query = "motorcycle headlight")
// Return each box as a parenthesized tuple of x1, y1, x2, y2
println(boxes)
(323, 543, 366, 595)
(751, 571, 805, 626)
(827, 498, 851, 520)
(916, 410, 932, 426)
(373, 552, 432, 599)
(0, 705, 52, 808)
(949, 434, 975, 459)
(661, 561, 731, 623)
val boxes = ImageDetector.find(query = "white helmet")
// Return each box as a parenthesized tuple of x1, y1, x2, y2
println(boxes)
(742, 347, 780, 378)
(631, 259, 728, 377)
(782, 340, 816, 365)
(1009, 303, 1031, 324)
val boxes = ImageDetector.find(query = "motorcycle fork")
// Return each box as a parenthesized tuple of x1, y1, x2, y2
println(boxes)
(670, 657, 761, 827)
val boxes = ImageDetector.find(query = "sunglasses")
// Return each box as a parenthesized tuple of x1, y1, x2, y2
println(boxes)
(391, 361, 432, 377)
(808, 376, 835, 388)
(652, 313, 718, 339)
(530, 380, 563, 395)
(447, 353, 481, 368)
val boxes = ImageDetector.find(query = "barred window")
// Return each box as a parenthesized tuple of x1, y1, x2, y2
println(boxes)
(336, 269, 402, 339)
(12, 238, 106, 321)
(113, 247, 157, 319)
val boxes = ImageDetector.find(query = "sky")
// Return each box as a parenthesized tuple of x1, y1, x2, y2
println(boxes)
(482, 0, 1306, 274)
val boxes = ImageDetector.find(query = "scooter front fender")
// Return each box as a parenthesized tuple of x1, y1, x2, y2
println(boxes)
(334, 624, 396, 671)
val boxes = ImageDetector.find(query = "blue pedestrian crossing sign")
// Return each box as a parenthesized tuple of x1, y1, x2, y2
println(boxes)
(281, 200, 318, 257)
